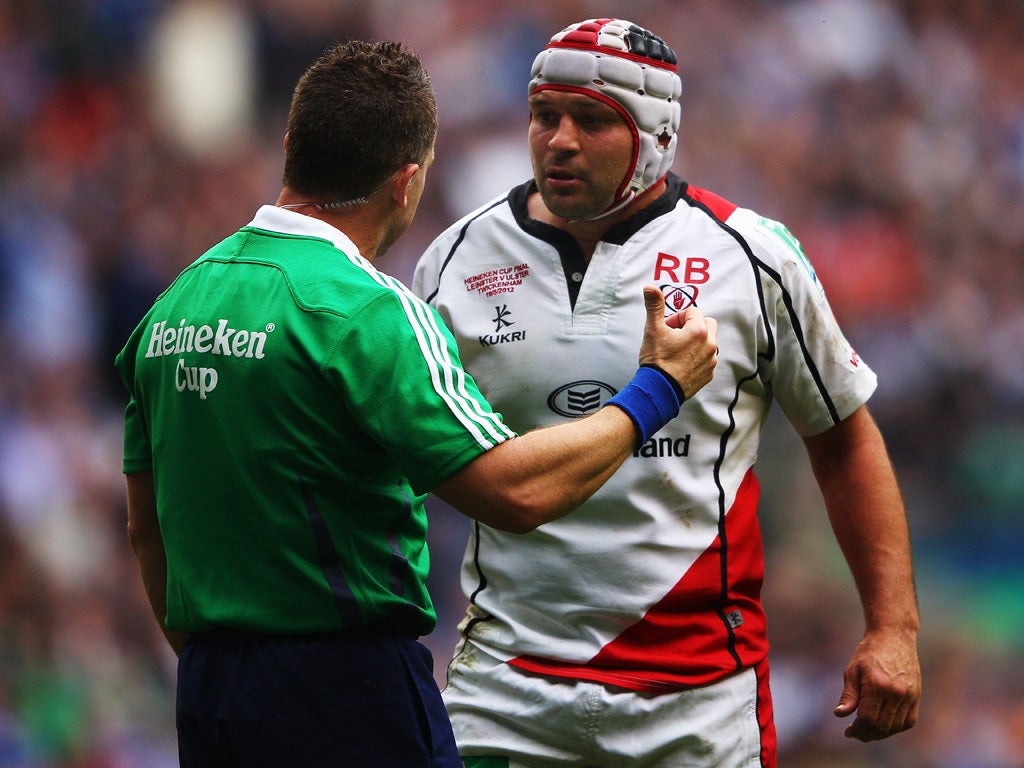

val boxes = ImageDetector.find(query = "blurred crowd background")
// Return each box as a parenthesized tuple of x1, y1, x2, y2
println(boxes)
(1, 0, 1022, 765)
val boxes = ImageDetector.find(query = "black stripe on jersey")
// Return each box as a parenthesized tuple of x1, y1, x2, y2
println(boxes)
(388, 490, 414, 598)
(448, 521, 492, 675)
(682, 183, 840, 672)
(425, 196, 510, 305)
(461, 521, 494, 641)
(713, 368, 762, 672)
(768, 268, 840, 426)
(298, 476, 363, 628)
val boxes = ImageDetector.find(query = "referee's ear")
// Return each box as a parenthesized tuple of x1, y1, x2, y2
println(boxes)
(390, 163, 421, 208)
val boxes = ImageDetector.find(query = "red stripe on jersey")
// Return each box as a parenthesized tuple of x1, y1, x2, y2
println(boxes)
(510, 469, 768, 691)
(755, 655, 778, 768)
(687, 184, 738, 221)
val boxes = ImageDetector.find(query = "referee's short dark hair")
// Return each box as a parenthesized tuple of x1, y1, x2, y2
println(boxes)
(282, 40, 438, 204)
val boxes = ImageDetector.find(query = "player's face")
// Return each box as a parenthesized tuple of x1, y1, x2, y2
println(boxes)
(528, 91, 633, 221)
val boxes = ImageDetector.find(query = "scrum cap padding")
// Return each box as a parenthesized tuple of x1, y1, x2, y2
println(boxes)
(529, 18, 682, 207)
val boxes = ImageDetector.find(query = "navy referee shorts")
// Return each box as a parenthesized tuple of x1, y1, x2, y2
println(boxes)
(176, 631, 460, 768)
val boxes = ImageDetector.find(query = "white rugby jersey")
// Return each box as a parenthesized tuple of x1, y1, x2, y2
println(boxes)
(413, 174, 876, 692)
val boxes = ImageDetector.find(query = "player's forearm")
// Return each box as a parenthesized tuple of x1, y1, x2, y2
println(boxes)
(804, 407, 919, 634)
(434, 405, 636, 533)
(827, 475, 919, 635)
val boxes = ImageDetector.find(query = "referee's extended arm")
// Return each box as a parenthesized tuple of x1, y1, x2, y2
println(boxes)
(434, 287, 718, 533)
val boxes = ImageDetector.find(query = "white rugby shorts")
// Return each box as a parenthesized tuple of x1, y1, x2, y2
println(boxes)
(443, 643, 774, 768)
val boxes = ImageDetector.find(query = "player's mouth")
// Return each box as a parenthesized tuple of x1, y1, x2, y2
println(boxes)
(544, 168, 581, 190)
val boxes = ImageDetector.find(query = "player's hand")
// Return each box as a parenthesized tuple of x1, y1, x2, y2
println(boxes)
(638, 285, 718, 401)
(834, 628, 921, 741)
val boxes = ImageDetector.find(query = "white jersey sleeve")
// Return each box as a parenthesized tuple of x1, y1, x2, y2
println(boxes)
(725, 206, 876, 436)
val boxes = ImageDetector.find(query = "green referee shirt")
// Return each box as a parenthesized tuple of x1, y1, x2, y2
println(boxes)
(115, 205, 515, 637)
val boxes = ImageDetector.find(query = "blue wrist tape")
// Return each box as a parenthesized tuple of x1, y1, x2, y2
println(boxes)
(606, 365, 683, 446)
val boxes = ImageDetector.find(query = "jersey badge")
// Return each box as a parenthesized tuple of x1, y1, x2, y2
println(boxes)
(757, 216, 826, 298)
(653, 252, 709, 315)
(464, 263, 531, 298)
(661, 284, 699, 315)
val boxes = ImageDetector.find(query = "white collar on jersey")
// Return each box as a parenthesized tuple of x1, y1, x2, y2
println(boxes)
(248, 204, 363, 260)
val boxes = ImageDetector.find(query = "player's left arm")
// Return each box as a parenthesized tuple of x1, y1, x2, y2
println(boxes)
(802, 404, 921, 741)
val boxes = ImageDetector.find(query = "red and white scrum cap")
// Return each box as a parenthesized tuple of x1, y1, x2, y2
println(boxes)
(529, 18, 682, 216)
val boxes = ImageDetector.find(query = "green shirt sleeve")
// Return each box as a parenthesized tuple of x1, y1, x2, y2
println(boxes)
(115, 343, 153, 474)
(327, 290, 515, 495)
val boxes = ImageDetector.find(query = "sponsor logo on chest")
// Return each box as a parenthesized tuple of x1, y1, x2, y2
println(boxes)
(546, 379, 692, 459)
(547, 381, 617, 417)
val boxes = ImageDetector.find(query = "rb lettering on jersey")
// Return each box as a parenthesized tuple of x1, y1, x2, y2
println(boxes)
(655, 252, 709, 312)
